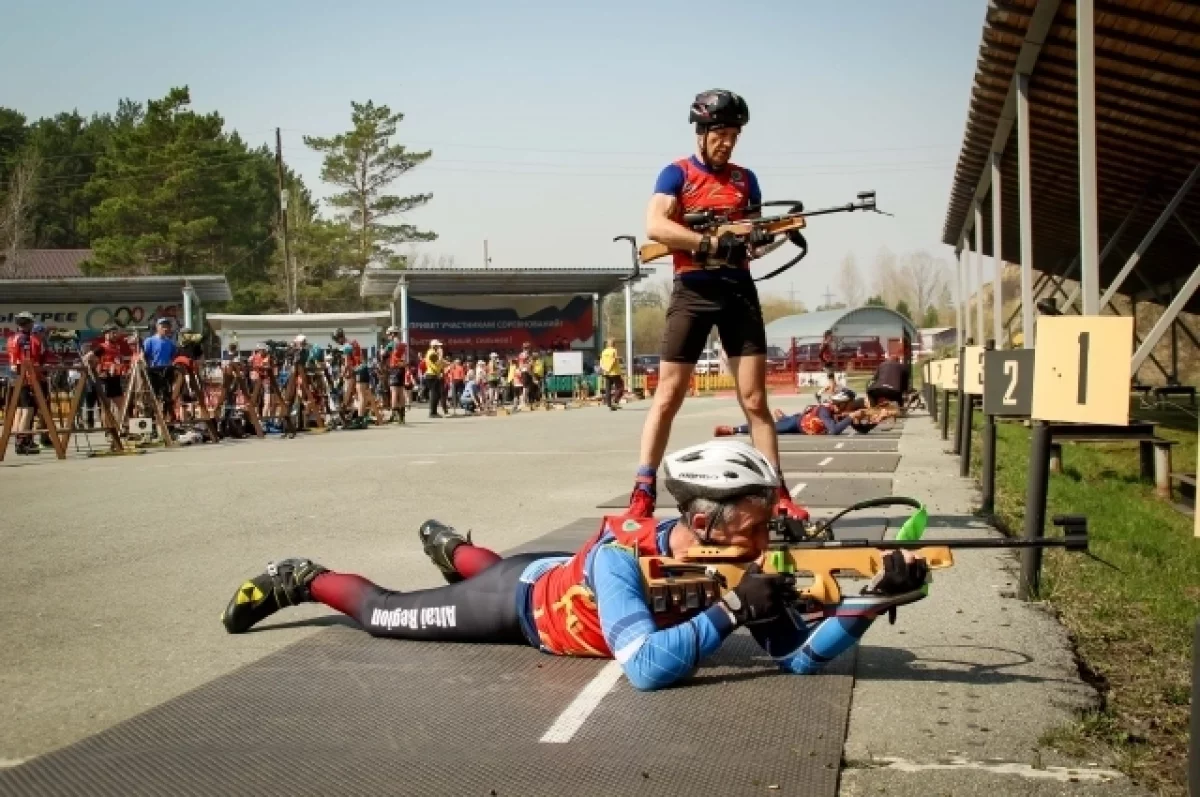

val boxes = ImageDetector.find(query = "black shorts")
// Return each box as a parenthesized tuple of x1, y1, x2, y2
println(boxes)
(354, 365, 371, 385)
(661, 274, 766, 364)
(17, 385, 35, 409)
(520, 372, 533, 389)
(823, 363, 836, 377)
(388, 368, 405, 387)
(868, 385, 904, 405)
(102, 375, 124, 399)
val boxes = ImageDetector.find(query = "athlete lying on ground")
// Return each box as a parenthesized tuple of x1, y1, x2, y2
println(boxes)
(714, 389, 881, 437)
(222, 440, 927, 691)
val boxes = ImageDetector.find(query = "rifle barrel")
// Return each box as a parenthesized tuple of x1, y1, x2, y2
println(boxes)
(783, 534, 1088, 553)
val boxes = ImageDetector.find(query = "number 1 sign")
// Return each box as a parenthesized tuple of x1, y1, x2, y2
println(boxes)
(1030, 316, 1133, 425)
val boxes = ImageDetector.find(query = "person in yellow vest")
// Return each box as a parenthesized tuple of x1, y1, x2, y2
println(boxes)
(531, 350, 546, 405)
(505, 359, 519, 409)
(599, 339, 622, 411)
(424, 340, 445, 419)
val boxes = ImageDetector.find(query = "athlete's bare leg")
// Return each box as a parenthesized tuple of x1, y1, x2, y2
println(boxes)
(637, 360, 696, 469)
(729, 354, 780, 472)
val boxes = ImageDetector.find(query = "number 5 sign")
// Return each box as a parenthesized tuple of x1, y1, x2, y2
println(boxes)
(1030, 316, 1133, 425)
(983, 349, 1035, 416)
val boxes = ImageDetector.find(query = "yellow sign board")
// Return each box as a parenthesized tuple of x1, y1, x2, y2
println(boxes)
(961, 346, 984, 395)
(1031, 316, 1133, 425)
(939, 357, 960, 390)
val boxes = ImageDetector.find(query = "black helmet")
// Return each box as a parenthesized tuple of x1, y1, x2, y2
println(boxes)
(333, 327, 345, 340)
(689, 89, 749, 133)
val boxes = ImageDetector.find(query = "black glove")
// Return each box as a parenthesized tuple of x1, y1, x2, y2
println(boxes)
(721, 564, 793, 625)
(711, 232, 750, 266)
(865, 550, 929, 596)
(748, 228, 776, 248)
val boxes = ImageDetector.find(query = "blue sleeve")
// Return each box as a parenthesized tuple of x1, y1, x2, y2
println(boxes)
(745, 168, 761, 207)
(653, 164, 685, 197)
(819, 406, 854, 435)
(592, 543, 734, 691)
(747, 609, 874, 674)
(142, 338, 152, 358)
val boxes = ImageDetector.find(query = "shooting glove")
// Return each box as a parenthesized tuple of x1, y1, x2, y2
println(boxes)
(722, 564, 792, 625)
(865, 550, 928, 596)
(711, 232, 750, 266)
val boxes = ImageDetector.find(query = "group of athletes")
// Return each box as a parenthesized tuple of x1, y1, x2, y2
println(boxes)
(222, 89, 931, 695)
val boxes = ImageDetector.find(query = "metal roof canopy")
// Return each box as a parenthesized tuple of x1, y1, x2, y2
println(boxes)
(360, 267, 653, 298)
(0, 275, 232, 303)
(763, 307, 918, 343)
(943, 0, 1200, 312)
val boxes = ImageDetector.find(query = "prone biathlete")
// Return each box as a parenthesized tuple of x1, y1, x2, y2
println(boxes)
(221, 441, 928, 691)
(714, 389, 876, 437)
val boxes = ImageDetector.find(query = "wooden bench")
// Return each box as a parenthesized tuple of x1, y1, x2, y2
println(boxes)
(1048, 432, 1177, 498)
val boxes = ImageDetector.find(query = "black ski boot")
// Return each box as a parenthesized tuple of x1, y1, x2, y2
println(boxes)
(220, 558, 329, 634)
(418, 520, 472, 584)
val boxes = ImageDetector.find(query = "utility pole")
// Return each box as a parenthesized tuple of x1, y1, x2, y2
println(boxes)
(789, 284, 796, 314)
(822, 286, 834, 308)
(275, 128, 294, 312)
(483, 240, 491, 268)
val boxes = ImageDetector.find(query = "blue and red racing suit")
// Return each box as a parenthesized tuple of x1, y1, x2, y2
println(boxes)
(521, 515, 892, 690)
(654, 156, 761, 277)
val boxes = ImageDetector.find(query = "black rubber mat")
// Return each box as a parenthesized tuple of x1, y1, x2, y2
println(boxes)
(786, 477, 896, 508)
(776, 437, 898, 452)
(0, 519, 855, 797)
(597, 476, 895, 509)
(778, 452, 901, 473)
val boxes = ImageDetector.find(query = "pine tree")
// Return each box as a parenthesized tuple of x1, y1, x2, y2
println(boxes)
(304, 101, 435, 276)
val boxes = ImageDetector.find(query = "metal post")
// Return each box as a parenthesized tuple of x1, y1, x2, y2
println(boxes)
(940, 388, 951, 441)
(974, 203, 986, 344)
(1132, 262, 1200, 373)
(1172, 321, 1180, 384)
(399, 280, 410, 347)
(980, 340, 997, 514)
(955, 246, 966, 350)
(991, 154, 1004, 348)
(953, 346, 966, 455)
(1019, 421, 1053, 599)
(1077, 0, 1100, 315)
(958, 344, 973, 477)
(927, 362, 938, 424)
(1017, 72, 1035, 349)
(624, 281, 634, 384)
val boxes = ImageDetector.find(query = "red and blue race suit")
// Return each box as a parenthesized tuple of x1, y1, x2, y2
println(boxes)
(518, 515, 883, 691)
(654, 156, 761, 277)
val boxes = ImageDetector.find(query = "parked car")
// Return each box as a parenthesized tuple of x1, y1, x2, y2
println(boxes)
(695, 348, 722, 375)
(765, 345, 789, 373)
(632, 354, 661, 376)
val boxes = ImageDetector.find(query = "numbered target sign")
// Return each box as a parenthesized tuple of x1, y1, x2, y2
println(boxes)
(1031, 316, 1133, 425)
(983, 349, 1035, 416)
(939, 357, 960, 390)
(961, 346, 985, 395)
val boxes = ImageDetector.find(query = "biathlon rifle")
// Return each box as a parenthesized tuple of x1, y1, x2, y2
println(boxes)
(640, 499, 1093, 621)
(637, 190, 891, 282)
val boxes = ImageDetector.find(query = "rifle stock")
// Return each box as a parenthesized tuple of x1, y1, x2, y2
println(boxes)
(637, 217, 808, 265)
(640, 543, 955, 610)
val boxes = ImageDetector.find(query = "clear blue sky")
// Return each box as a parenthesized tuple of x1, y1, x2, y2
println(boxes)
(2, 0, 985, 308)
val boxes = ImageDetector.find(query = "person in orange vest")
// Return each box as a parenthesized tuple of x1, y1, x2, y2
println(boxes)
(383, 327, 408, 424)
(6, 312, 47, 454)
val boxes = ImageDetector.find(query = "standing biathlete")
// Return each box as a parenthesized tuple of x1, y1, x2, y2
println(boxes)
(628, 89, 806, 521)
(383, 327, 408, 424)
(220, 440, 929, 691)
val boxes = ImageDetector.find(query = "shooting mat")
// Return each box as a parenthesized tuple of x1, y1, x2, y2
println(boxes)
(0, 518, 855, 797)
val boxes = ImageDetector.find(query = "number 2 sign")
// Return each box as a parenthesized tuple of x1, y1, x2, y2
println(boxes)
(983, 349, 1035, 416)
(1030, 316, 1133, 425)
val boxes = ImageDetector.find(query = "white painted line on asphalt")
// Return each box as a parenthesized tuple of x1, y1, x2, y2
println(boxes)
(789, 483, 807, 498)
(539, 660, 624, 743)
(410, 460, 435, 465)
(0, 758, 28, 769)
(835, 442, 844, 449)
(818, 456, 833, 467)
(871, 756, 1122, 783)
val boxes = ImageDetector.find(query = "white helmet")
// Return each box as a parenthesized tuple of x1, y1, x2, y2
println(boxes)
(662, 439, 779, 506)
(294, 334, 307, 344)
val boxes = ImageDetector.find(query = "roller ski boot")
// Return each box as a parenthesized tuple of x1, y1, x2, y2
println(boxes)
(221, 558, 328, 634)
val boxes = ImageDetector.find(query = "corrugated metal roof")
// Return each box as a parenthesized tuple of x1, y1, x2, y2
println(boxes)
(764, 307, 917, 341)
(0, 249, 90, 279)
(207, 312, 390, 327)
(361, 267, 654, 298)
(943, 0, 1200, 303)
(0, 276, 232, 303)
